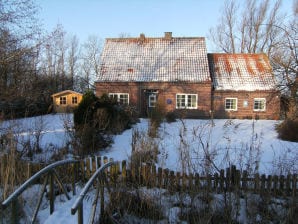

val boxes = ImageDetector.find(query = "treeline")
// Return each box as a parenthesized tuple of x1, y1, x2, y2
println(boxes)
(0, 1, 102, 119)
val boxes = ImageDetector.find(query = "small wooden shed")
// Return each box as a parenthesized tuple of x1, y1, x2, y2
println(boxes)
(51, 90, 83, 113)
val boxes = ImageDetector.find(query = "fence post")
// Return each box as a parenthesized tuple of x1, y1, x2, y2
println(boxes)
(254, 173, 260, 194)
(176, 172, 181, 191)
(292, 174, 297, 197)
(286, 174, 291, 196)
(273, 175, 279, 196)
(121, 160, 127, 183)
(261, 174, 266, 194)
(195, 173, 200, 192)
(279, 175, 285, 195)
(157, 167, 163, 188)
(242, 170, 248, 192)
(164, 169, 169, 189)
(220, 169, 225, 192)
(267, 175, 272, 193)
(11, 199, 18, 224)
(49, 172, 55, 214)
(151, 165, 156, 188)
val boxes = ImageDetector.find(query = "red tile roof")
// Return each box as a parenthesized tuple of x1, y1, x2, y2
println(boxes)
(97, 34, 211, 83)
(208, 53, 276, 91)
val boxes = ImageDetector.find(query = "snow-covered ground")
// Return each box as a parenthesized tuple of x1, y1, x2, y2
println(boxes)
(1, 114, 297, 223)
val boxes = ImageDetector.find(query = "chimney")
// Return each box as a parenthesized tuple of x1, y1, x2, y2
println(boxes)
(140, 33, 145, 41)
(164, 32, 172, 40)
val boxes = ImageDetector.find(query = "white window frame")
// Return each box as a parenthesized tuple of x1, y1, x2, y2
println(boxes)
(253, 98, 266, 111)
(176, 94, 198, 109)
(148, 94, 157, 107)
(225, 98, 238, 111)
(109, 93, 129, 105)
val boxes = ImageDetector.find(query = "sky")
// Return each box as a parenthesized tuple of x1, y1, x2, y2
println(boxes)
(36, 0, 293, 52)
(35, 0, 223, 51)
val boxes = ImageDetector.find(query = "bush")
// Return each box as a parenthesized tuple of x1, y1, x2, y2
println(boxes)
(73, 92, 138, 156)
(276, 118, 298, 142)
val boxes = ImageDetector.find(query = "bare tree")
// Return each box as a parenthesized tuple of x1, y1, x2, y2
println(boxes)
(209, 0, 284, 54)
(80, 35, 103, 91)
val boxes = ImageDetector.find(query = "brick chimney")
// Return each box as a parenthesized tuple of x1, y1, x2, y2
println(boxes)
(164, 32, 172, 40)
(140, 33, 145, 41)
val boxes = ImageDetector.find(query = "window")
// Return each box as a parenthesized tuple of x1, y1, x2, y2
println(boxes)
(225, 98, 237, 111)
(149, 94, 157, 107)
(72, 96, 78, 104)
(109, 93, 129, 105)
(176, 94, 197, 109)
(254, 98, 266, 111)
(59, 96, 66, 105)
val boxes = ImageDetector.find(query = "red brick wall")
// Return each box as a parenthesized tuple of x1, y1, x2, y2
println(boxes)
(212, 90, 280, 120)
(95, 81, 212, 118)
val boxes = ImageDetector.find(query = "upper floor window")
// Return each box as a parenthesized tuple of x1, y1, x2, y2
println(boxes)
(59, 96, 66, 105)
(254, 98, 266, 111)
(176, 94, 197, 109)
(225, 98, 237, 111)
(72, 96, 78, 104)
(109, 93, 129, 105)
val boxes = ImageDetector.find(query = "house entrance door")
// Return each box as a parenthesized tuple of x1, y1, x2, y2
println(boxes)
(143, 89, 158, 116)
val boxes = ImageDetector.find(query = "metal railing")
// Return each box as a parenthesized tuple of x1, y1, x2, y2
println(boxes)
(71, 161, 118, 224)
(1, 159, 79, 224)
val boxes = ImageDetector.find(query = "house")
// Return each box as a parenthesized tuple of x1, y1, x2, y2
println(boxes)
(95, 32, 212, 118)
(95, 32, 280, 119)
(208, 53, 280, 119)
(51, 90, 83, 113)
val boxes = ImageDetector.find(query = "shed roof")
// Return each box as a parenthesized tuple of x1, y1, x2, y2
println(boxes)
(96, 33, 211, 83)
(51, 90, 82, 98)
(208, 53, 276, 91)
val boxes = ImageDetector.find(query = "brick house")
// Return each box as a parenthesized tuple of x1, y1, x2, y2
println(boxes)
(208, 53, 280, 119)
(95, 33, 280, 119)
(95, 32, 212, 118)
(51, 90, 83, 113)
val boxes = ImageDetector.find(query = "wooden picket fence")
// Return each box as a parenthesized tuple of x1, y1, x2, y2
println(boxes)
(0, 154, 297, 197)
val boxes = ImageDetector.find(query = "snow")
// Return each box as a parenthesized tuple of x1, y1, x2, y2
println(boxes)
(1, 114, 297, 223)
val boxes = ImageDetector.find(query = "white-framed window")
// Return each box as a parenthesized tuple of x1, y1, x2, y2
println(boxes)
(253, 98, 266, 111)
(225, 98, 237, 111)
(149, 94, 157, 107)
(109, 93, 129, 105)
(59, 96, 66, 105)
(176, 94, 197, 109)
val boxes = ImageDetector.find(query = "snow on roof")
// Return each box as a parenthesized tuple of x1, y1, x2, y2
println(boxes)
(208, 53, 276, 91)
(97, 33, 211, 83)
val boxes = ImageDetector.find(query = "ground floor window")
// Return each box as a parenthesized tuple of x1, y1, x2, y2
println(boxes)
(176, 94, 197, 109)
(225, 98, 237, 111)
(72, 96, 78, 104)
(109, 93, 129, 105)
(254, 98, 266, 111)
(59, 96, 66, 105)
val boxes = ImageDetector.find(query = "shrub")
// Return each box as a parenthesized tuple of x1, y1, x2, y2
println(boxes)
(73, 92, 138, 156)
(276, 118, 298, 142)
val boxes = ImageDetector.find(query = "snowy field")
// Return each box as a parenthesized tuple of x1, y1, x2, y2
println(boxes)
(1, 113, 297, 174)
(1, 114, 297, 223)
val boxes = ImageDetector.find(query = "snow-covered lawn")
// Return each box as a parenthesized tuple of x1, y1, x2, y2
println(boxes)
(1, 113, 297, 174)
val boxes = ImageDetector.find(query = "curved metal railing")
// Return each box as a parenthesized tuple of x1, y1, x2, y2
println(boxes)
(1, 159, 79, 223)
(71, 160, 118, 224)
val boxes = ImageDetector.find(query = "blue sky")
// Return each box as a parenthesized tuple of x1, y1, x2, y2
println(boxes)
(36, 0, 293, 51)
